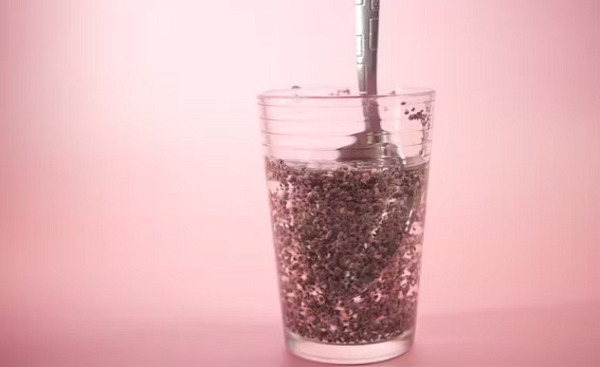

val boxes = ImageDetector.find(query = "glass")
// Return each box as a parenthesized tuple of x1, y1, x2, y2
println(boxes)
(258, 87, 435, 364)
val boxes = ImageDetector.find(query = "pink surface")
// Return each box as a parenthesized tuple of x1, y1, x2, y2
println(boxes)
(3, 303, 600, 366)
(1, 0, 599, 366)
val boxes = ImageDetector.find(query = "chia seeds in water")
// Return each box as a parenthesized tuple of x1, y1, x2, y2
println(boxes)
(265, 157, 429, 345)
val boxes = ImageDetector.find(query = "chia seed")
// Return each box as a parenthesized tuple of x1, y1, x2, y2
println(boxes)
(265, 157, 429, 345)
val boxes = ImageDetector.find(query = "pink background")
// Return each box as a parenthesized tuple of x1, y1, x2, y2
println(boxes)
(1, 0, 599, 366)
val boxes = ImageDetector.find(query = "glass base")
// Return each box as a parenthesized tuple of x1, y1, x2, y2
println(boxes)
(285, 330, 414, 365)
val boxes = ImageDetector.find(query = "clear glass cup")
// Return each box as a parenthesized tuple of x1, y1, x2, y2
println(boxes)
(258, 87, 435, 364)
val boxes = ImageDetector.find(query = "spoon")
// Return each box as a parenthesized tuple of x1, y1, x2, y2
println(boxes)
(337, 0, 399, 161)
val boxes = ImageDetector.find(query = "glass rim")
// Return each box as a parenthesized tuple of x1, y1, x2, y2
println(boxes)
(257, 87, 435, 101)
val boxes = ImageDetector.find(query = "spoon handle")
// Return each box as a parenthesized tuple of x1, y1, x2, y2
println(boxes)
(356, 0, 380, 95)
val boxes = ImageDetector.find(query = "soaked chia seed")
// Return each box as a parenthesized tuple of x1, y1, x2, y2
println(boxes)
(265, 157, 429, 345)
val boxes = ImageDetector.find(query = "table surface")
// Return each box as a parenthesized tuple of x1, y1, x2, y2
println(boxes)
(3, 302, 599, 367)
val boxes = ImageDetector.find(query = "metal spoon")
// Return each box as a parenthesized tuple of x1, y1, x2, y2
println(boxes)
(337, 0, 399, 161)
